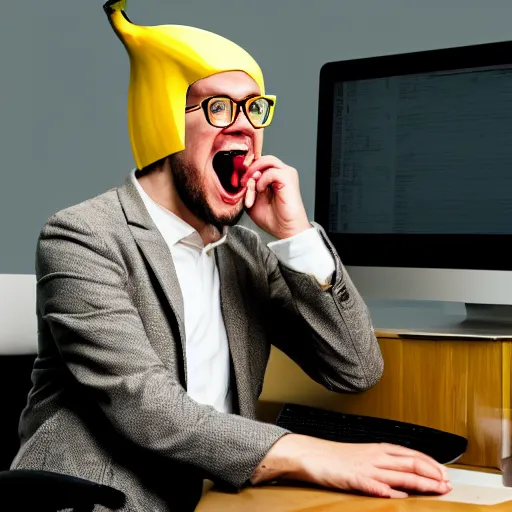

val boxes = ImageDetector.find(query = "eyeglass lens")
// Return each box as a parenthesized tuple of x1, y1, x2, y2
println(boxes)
(207, 97, 271, 127)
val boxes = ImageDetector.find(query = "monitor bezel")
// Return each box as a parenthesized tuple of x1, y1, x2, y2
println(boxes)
(315, 40, 512, 271)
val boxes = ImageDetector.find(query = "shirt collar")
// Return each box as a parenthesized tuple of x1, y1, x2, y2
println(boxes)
(131, 170, 228, 253)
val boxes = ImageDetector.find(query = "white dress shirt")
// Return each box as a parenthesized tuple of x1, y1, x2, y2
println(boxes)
(132, 172, 335, 414)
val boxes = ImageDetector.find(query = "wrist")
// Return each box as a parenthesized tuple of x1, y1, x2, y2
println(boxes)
(251, 434, 307, 485)
(275, 220, 312, 240)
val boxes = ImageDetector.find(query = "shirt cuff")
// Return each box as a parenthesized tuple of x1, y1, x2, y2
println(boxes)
(267, 227, 336, 287)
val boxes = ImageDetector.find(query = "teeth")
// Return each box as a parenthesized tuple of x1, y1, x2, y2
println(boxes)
(222, 144, 249, 152)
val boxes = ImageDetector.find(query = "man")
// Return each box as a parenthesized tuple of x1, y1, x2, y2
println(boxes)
(12, 1, 452, 510)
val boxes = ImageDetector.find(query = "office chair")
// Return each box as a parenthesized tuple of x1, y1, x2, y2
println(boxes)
(0, 274, 126, 511)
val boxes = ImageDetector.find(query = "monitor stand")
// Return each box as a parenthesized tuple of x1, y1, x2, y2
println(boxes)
(453, 304, 512, 338)
(384, 304, 512, 340)
(465, 304, 512, 325)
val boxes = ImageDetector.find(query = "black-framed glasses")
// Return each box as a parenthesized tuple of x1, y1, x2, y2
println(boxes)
(185, 95, 276, 129)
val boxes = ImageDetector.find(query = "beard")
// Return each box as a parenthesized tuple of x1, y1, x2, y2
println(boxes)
(168, 153, 244, 231)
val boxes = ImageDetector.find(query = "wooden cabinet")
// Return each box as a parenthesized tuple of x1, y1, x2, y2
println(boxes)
(257, 331, 512, 474)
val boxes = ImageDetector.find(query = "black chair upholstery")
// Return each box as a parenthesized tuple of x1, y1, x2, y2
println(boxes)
(0, 354, 126, 511)
(0, 470, 126, 511)
(0, 354, 35, 471)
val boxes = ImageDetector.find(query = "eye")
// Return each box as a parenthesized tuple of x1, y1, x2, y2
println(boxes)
(210, 100, 227, 114)
(248, 99, 270, 122)
(249, 99, 265, 115)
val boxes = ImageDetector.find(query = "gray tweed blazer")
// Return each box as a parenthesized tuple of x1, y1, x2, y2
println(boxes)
(11, 175, 383, 511)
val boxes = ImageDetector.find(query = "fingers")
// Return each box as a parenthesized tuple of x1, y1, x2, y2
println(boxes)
(246, 155, 285, 176)
(357, 478, 408, 499)
(240, 169, 261, 189)
(371, 469, 452, 494)
(244, 178, 256, 209)
(255, 169, 285, 193)
(381, 444, 449, 481)
(244, 170, 262, 209)
(244, 155, 294, 192)
(377, 454, 444, 483)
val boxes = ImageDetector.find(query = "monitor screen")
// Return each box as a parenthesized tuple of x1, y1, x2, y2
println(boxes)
(315, 41, 512, 271)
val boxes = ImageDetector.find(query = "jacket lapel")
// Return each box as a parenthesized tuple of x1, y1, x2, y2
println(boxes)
(215, 242, 253, 417)
(117, 174, 253, 411)
(117, 175, 187, 382)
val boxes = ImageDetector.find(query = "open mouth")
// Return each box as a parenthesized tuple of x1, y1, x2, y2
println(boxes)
(212, 150, 247, 195)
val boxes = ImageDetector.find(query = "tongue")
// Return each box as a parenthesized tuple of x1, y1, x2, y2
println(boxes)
(231, 155, 246, 189)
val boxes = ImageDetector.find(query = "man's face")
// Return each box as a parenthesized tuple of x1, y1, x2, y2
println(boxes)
(169, 71, 264, 229)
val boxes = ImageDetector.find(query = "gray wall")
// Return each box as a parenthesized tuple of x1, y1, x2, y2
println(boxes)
(2, 0, 512, 274)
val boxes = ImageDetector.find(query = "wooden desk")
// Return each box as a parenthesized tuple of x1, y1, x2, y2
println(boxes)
(197, 485, 512, 512)
(257, 330, 512, 476)
(197, 330, 512, 512)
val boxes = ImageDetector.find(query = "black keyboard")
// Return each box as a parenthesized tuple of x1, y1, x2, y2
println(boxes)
(276, 403, 468, 464)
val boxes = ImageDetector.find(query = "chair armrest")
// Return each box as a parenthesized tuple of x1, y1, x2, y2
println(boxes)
(0, 469, 126, 510)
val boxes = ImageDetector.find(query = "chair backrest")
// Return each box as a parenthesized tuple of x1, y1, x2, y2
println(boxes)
(0, 274, 38, 470)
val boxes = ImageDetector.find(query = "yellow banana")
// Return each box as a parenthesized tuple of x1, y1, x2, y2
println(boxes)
(103, 0, 266, 170)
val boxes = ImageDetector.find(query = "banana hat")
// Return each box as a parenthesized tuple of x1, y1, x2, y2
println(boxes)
(104, 0, 267, 170)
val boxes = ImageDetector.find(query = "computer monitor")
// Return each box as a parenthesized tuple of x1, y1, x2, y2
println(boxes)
(315, 40, 512, 327)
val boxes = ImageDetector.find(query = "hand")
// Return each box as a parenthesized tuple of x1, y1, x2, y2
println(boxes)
(242, 156, 311, 240)
(251, 434, 452, 499)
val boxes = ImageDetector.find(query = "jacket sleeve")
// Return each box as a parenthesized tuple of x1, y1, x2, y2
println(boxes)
(35, 210, 288, 490)
(263, 222, 384, 393)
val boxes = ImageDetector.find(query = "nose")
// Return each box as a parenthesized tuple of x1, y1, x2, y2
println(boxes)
(223, 106, 255, 135)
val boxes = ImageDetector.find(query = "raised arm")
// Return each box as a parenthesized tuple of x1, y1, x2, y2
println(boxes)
(263, 222, 384, 393)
